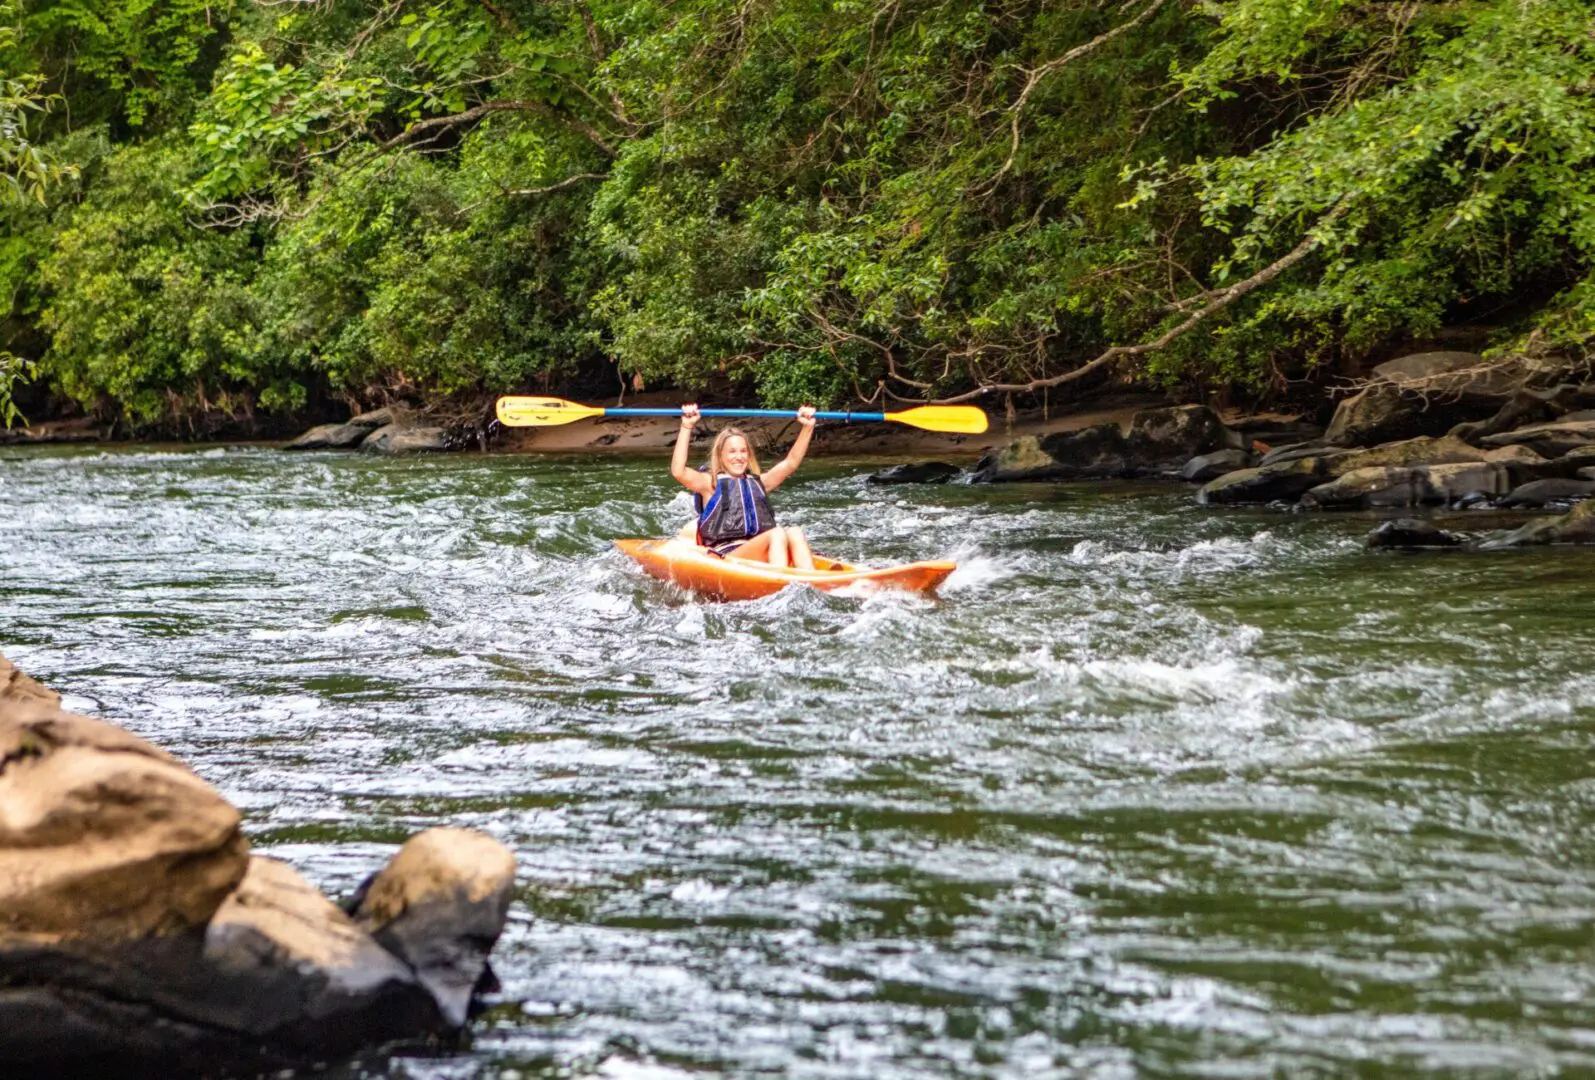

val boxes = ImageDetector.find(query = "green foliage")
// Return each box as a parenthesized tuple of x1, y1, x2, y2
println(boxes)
(189, 43, 382, 201)
(38, 135, 273, 427)
(4, 0, 1595, 431)
(9, 0, 228, 130)
(0, 14, 75, 425)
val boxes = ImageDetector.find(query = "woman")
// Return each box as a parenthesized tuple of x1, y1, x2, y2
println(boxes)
(670, 403, 817, 569)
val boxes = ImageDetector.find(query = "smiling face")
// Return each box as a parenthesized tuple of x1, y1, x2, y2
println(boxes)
(720, 434, 751, 476)
(710, 428, 761, 478)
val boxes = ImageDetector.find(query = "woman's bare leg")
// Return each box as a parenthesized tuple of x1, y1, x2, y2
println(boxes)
(725, 532, 774, 561)
(787, 526, 815, 570)
(767, 528, 791, 567)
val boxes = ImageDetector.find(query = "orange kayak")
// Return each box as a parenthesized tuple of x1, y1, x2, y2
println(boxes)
(614, 537, 955, 601)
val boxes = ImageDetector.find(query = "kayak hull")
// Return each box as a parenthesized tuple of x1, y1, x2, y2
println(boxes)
(614, 538, 954, 602)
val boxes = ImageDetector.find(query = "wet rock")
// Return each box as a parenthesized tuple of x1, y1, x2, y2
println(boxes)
(1369, 350, 1494, 387)
(1180, 448, 1254, 482)
(1035, 423, 1134, 476)
(1325, 382, 1428, 447)
(348, 407, 395, 429)
(970, 434, 1072, 482)
(1196, 456, 1331, 505)
(1332, 434, 1489, 472)
(1301, 467, 1429, 510)
(1, 859, 442, 1077)
(1325, 351, 1575, 447)
(1258, 440, 1342, 467)
(1477, 418, 1595, 458)
(1499, 478, 1595, 509)
(0, 417, 104, 445)
(1300, 463, 1510, 510)
(361, 425, 451, 454)
(351, 828, 517, 1026)
(1, 654, 59, 708)
(198, 855, 440, 1043)
(1365, 519, 1465, 550)
(972, 406, 1244, 483)
(0, 654, 516, 1076)
(1223, 414, 1324, 449)
(1126, 404, 1241, 463)
(283, 422, 371, 450)
(1482, 499, 1595, 547)
(1449, 383, 1595, 442)
(867, 461, 963, 485)
(0, 705, 249, 941)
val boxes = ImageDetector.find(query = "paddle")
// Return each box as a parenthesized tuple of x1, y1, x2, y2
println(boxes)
(494, 396, 989, 434)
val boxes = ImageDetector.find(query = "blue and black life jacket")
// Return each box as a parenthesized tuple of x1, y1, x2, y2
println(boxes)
(695, 471, 777, 546)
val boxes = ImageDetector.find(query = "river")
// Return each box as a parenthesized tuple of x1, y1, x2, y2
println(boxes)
(5, 444, 1595, 1078)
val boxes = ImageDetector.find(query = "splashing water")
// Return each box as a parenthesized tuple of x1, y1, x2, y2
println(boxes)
(5, 445, 1595, 1078)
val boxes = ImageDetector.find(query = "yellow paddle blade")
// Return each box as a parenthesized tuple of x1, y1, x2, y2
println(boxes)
(884, 405, 989, 434)
(495, 396, 605, 427)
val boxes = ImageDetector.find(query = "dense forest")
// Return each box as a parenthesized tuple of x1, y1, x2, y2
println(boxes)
(1, 0, 1592, 435)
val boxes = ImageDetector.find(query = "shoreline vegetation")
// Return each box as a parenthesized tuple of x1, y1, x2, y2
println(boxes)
(3, 2, 1594, 449)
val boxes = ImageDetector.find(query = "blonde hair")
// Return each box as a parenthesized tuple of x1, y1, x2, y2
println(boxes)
(708, 427, 762, 480)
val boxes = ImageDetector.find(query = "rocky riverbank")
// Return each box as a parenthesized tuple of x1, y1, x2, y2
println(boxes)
(0, 654, 516, 1078)
(883, 351, 1595, 548)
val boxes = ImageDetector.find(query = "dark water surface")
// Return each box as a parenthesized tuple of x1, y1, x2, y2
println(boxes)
(5, 445, 1595, 1078)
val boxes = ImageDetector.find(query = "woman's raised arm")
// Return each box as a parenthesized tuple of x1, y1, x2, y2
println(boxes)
(761, 405, 817, 493)
(670, 405, 714, 496)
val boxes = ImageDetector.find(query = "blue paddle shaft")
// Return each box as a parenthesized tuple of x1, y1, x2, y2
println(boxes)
(601, 407, 887, 422)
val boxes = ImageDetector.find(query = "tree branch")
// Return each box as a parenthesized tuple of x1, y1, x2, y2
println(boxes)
(935, 206, 1347, 403)
(373, 100, 616, 158)
(978, 0, 1170, 194)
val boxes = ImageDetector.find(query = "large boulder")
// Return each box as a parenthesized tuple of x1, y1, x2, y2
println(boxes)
(350, 828, 517, 1026)
(0, 655, 517, 1076)
(1325, 351, 1572, 447)
(1449, 383, 1595, 443)
(361, 425, 452, 454)
(1483, 499, 1595, 547)
(970, 434, 1075, 482)
(1478, 418, 1595, 459)
(1180, 448, 1254, 482)
(1300, 463, 1511, 510)
(1325, 381, 1430, 447)
(867, 461, 963, 485)
(283, 422, 371, 450)
(973, 405, 1242, 483)
(1196, 455, 1333, 505)
(1499, 478, 1595, 509)
(283, 408, 404, 451)
(196, 855, 440, 1048)
(1365, 519, 1465, 550)
(1033, 423, 1133, 477)
(1126, 405, 1242, 464)
(0, 705, 249, 941)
